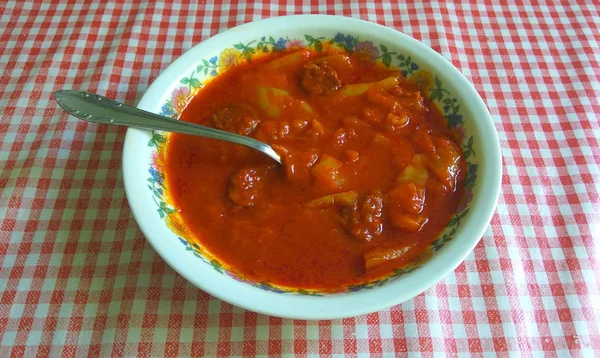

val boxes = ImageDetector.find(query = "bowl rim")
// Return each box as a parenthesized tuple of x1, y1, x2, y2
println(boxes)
(123, 14, 502, 319)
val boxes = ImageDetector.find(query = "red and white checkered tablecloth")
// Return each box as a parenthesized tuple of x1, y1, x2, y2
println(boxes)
(1, 1, 599, 356)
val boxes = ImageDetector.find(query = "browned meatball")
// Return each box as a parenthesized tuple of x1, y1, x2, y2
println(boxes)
(300, 63, 342, 95)
(343, 190, 384, 242)
(212, 104, 260, 136)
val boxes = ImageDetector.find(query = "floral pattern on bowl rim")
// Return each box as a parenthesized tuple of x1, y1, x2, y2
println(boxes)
(146, 33, 479, 295)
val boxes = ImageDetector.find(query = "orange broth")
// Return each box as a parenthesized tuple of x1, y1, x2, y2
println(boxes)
(165, 49, 465, 289)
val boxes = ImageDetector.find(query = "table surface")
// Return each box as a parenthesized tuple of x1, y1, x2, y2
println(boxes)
(1, 1, 599, 356)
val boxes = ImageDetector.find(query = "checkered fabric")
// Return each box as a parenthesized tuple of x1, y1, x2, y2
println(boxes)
(1, 1, 599, 356)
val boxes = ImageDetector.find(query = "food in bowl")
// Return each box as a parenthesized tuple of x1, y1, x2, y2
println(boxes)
(164, 48, 465, 289)
(124, 15, 501, 319)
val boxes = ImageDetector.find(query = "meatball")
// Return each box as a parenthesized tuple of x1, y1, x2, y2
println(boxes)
(300, 63, 342, 95)
(343, 190, 384, 242)
(212, 104, 260, 136)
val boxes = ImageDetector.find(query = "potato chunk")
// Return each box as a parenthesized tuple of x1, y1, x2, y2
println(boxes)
(312, 155, 348, 192)
(335, 77, 400, 99)
(397, 154, 429, 186)
(256, 86, 292, 118)
(305, 191, 358, 208)
(264, 50, 311, 73)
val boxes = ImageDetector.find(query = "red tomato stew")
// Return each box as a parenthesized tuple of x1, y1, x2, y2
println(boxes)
(165, 49, 465, 289)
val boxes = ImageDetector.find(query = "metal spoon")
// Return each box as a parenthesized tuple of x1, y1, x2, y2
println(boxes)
(53, 90, 282, 164)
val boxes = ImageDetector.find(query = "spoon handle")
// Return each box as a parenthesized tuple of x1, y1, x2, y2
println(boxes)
(53, 90, 281, 164)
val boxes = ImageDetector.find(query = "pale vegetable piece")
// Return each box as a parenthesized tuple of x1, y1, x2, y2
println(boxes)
(335, 77, 400, 98)
(372, 133, 390, 145)
(389, 214, 428, 232)
(314, 154, 343, 170)
(364, 243, 417, 270)
(257, 85, 314, 120)
(338, 83, 369, 97)
(305, 191, 358, 208)
(257, 86, 291, 118)
(263, 50, 311, 72)
(299, 100, 314, 113)
(265, 87, 290, 97)
(312, 154, 347, 192)
(397, 154, 429, 186)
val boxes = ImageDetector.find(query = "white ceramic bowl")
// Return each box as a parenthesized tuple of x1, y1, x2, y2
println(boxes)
(123, 15, 501, 319)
